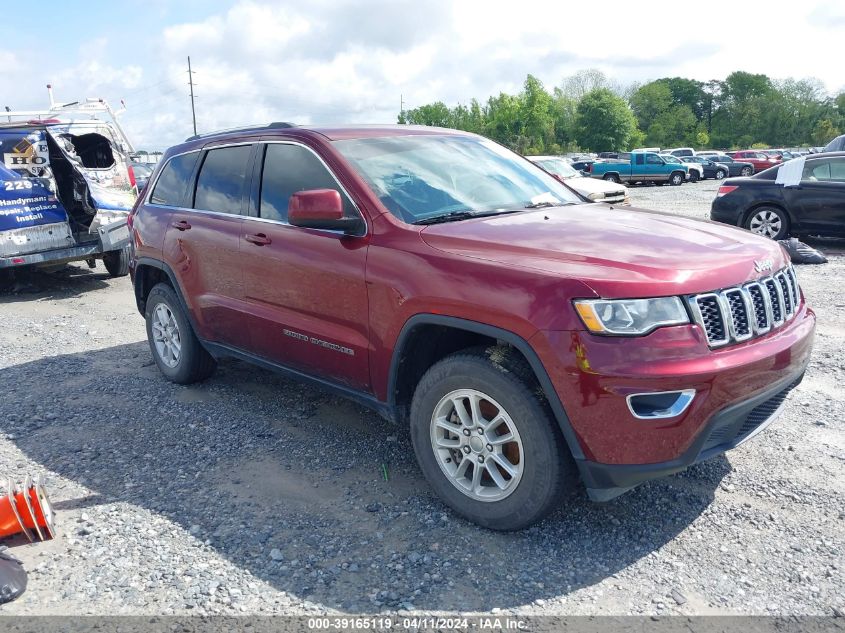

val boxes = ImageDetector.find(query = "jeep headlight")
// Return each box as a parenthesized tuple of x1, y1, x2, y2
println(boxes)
(574, 297, 689, 335)
(587, 192, 606, 201)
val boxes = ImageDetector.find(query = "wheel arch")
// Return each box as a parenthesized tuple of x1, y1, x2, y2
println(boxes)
(133, 258, 199, 331)
(387, 314, 585, 461)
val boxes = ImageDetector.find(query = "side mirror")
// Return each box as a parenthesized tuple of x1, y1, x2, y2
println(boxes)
(288, 189, 363, 235)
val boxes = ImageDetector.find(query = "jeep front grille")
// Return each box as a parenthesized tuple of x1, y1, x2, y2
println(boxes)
(689, 266, 801, 348)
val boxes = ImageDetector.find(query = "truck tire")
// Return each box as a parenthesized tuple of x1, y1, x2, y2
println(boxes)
(669, 171, 684, 186)
(103, 247, 130, 277)
(603, 173, 621, 184)
(144, 282, 217, 384)
(409, 347, 575, 531)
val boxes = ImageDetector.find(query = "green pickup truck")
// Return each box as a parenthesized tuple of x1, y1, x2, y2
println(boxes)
(589, 152, 688, 186)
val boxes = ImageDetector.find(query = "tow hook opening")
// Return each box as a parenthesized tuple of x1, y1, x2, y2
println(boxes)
(626, 389, 696, 419)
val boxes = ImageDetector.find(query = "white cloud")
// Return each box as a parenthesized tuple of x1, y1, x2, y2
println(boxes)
(3, 0, 841, 150)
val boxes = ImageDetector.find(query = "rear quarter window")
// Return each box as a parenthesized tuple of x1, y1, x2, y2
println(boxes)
(150, 152, 200, 207)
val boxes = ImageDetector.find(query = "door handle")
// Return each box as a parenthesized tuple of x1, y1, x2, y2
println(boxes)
(245, 233, 271, 246)
(171, 220, 191, 231)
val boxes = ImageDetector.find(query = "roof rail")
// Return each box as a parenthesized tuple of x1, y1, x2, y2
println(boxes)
(184, 121, 295, 142)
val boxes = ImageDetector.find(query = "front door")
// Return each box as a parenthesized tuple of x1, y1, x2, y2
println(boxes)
(782, 157, 845, 237)
(239, 142, 371, 391)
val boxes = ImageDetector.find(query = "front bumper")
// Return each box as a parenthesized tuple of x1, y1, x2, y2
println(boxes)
(578, 367, 805, 500)
(530, 299, 815, 498)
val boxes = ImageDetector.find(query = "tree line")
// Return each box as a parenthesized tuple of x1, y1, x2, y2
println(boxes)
(398, 70, 845, 154)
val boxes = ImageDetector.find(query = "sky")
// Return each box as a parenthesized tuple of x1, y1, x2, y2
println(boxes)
(3, 0, 844, 151)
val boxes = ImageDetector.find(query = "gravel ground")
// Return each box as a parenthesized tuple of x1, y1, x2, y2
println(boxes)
(0, 179, 843, 616)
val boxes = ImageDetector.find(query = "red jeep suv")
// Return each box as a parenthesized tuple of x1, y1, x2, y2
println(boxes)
(128, 124, 815, 530)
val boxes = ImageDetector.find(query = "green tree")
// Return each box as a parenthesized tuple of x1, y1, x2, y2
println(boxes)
(401, 102, 452, 127)
(575, 88, 637, 151)
(630, 81, 673, 127)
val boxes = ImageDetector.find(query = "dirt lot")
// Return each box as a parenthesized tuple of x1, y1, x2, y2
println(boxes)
(0, 179, 842, 616)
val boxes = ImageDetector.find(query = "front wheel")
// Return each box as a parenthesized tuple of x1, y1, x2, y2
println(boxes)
(410, 347, 574, 531)
(745, 206, 789, 240)
(669, 171, 684, 186)
(103, 247, 129, 277)
(740, 166, 753, 177)
(715, 168, 727, 180)
(688, 170, 700, 183)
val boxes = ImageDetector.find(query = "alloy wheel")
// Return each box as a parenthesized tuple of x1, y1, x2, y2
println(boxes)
(429, 389, 524, 502)
(151, 302, 182, 368)
(748, 209, 783, 239)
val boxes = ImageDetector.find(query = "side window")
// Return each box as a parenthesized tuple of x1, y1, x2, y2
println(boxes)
(634, 154, 644, 165)
(803, 160, 830, 181)
(829, 159, 845, 182)
(259, 143, 355, 223)
(150, 152, 200, 206)
(646, 154, 663, 165)
(193, 145, 252, 214)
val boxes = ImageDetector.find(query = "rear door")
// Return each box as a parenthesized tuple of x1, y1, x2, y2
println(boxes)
(782, 157, 845, 236)
(239, 141, 371, 390)
(161, 143, 254, 347)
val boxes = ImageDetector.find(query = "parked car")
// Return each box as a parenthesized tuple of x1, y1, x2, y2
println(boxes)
(129, 162, 153, 192)
(571, 159, 596, 174)
(527, 155, 629, 204)
(130, 123, 814, 530)
(711, 151, 845, 240)
(0, 96, 136, 276)
(665, 147, 695, 157)
(711, 154, 756, 177)
(727, 150, 781, 172)
(661, 154, 702, 182)
(589, 152, 688, 185)
(696, 150, 721, 158)
(682, 156, 729, 180)
(824, 134, 845, 152)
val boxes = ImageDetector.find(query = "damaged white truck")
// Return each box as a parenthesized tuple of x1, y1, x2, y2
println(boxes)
(0, 90, 137, 276)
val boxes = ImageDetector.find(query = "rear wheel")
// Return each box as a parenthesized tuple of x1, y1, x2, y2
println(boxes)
(603, 173, 621, 183)
(409, 347, 574, 531)
(669, 171, 684, 186)
(103, 247, 129, 277)
(745, 206, 789, 240)
(740, 166, 753, 176)
(145, 283, 217, 384)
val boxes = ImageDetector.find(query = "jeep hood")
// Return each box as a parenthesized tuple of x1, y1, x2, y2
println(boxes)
(420, 204, 788, 297)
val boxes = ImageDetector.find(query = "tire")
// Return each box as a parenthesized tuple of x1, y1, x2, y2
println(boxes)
(669, 171, 684, 186)
(102, 247, 129, 277)
(409, 346, 575, 531)
(715, 168, 727, 180)
(744, 206, 789, 240)
(603, 173, 621, 184)
(688, 170, 700, 183)
(740, 166, 753, 177)
(144, 282, 217, 384)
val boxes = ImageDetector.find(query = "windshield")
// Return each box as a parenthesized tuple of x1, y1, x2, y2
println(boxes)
(333, 135, 581, 224)
(534, 158, 579, 179)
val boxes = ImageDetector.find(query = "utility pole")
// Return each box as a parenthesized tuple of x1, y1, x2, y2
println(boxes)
(187, 56, 197, 136)
(400, 94, 404, 123)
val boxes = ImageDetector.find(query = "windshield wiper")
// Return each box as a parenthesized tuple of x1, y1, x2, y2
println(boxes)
(523, 201, 577, 209)
(414, 210, 478, 225)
